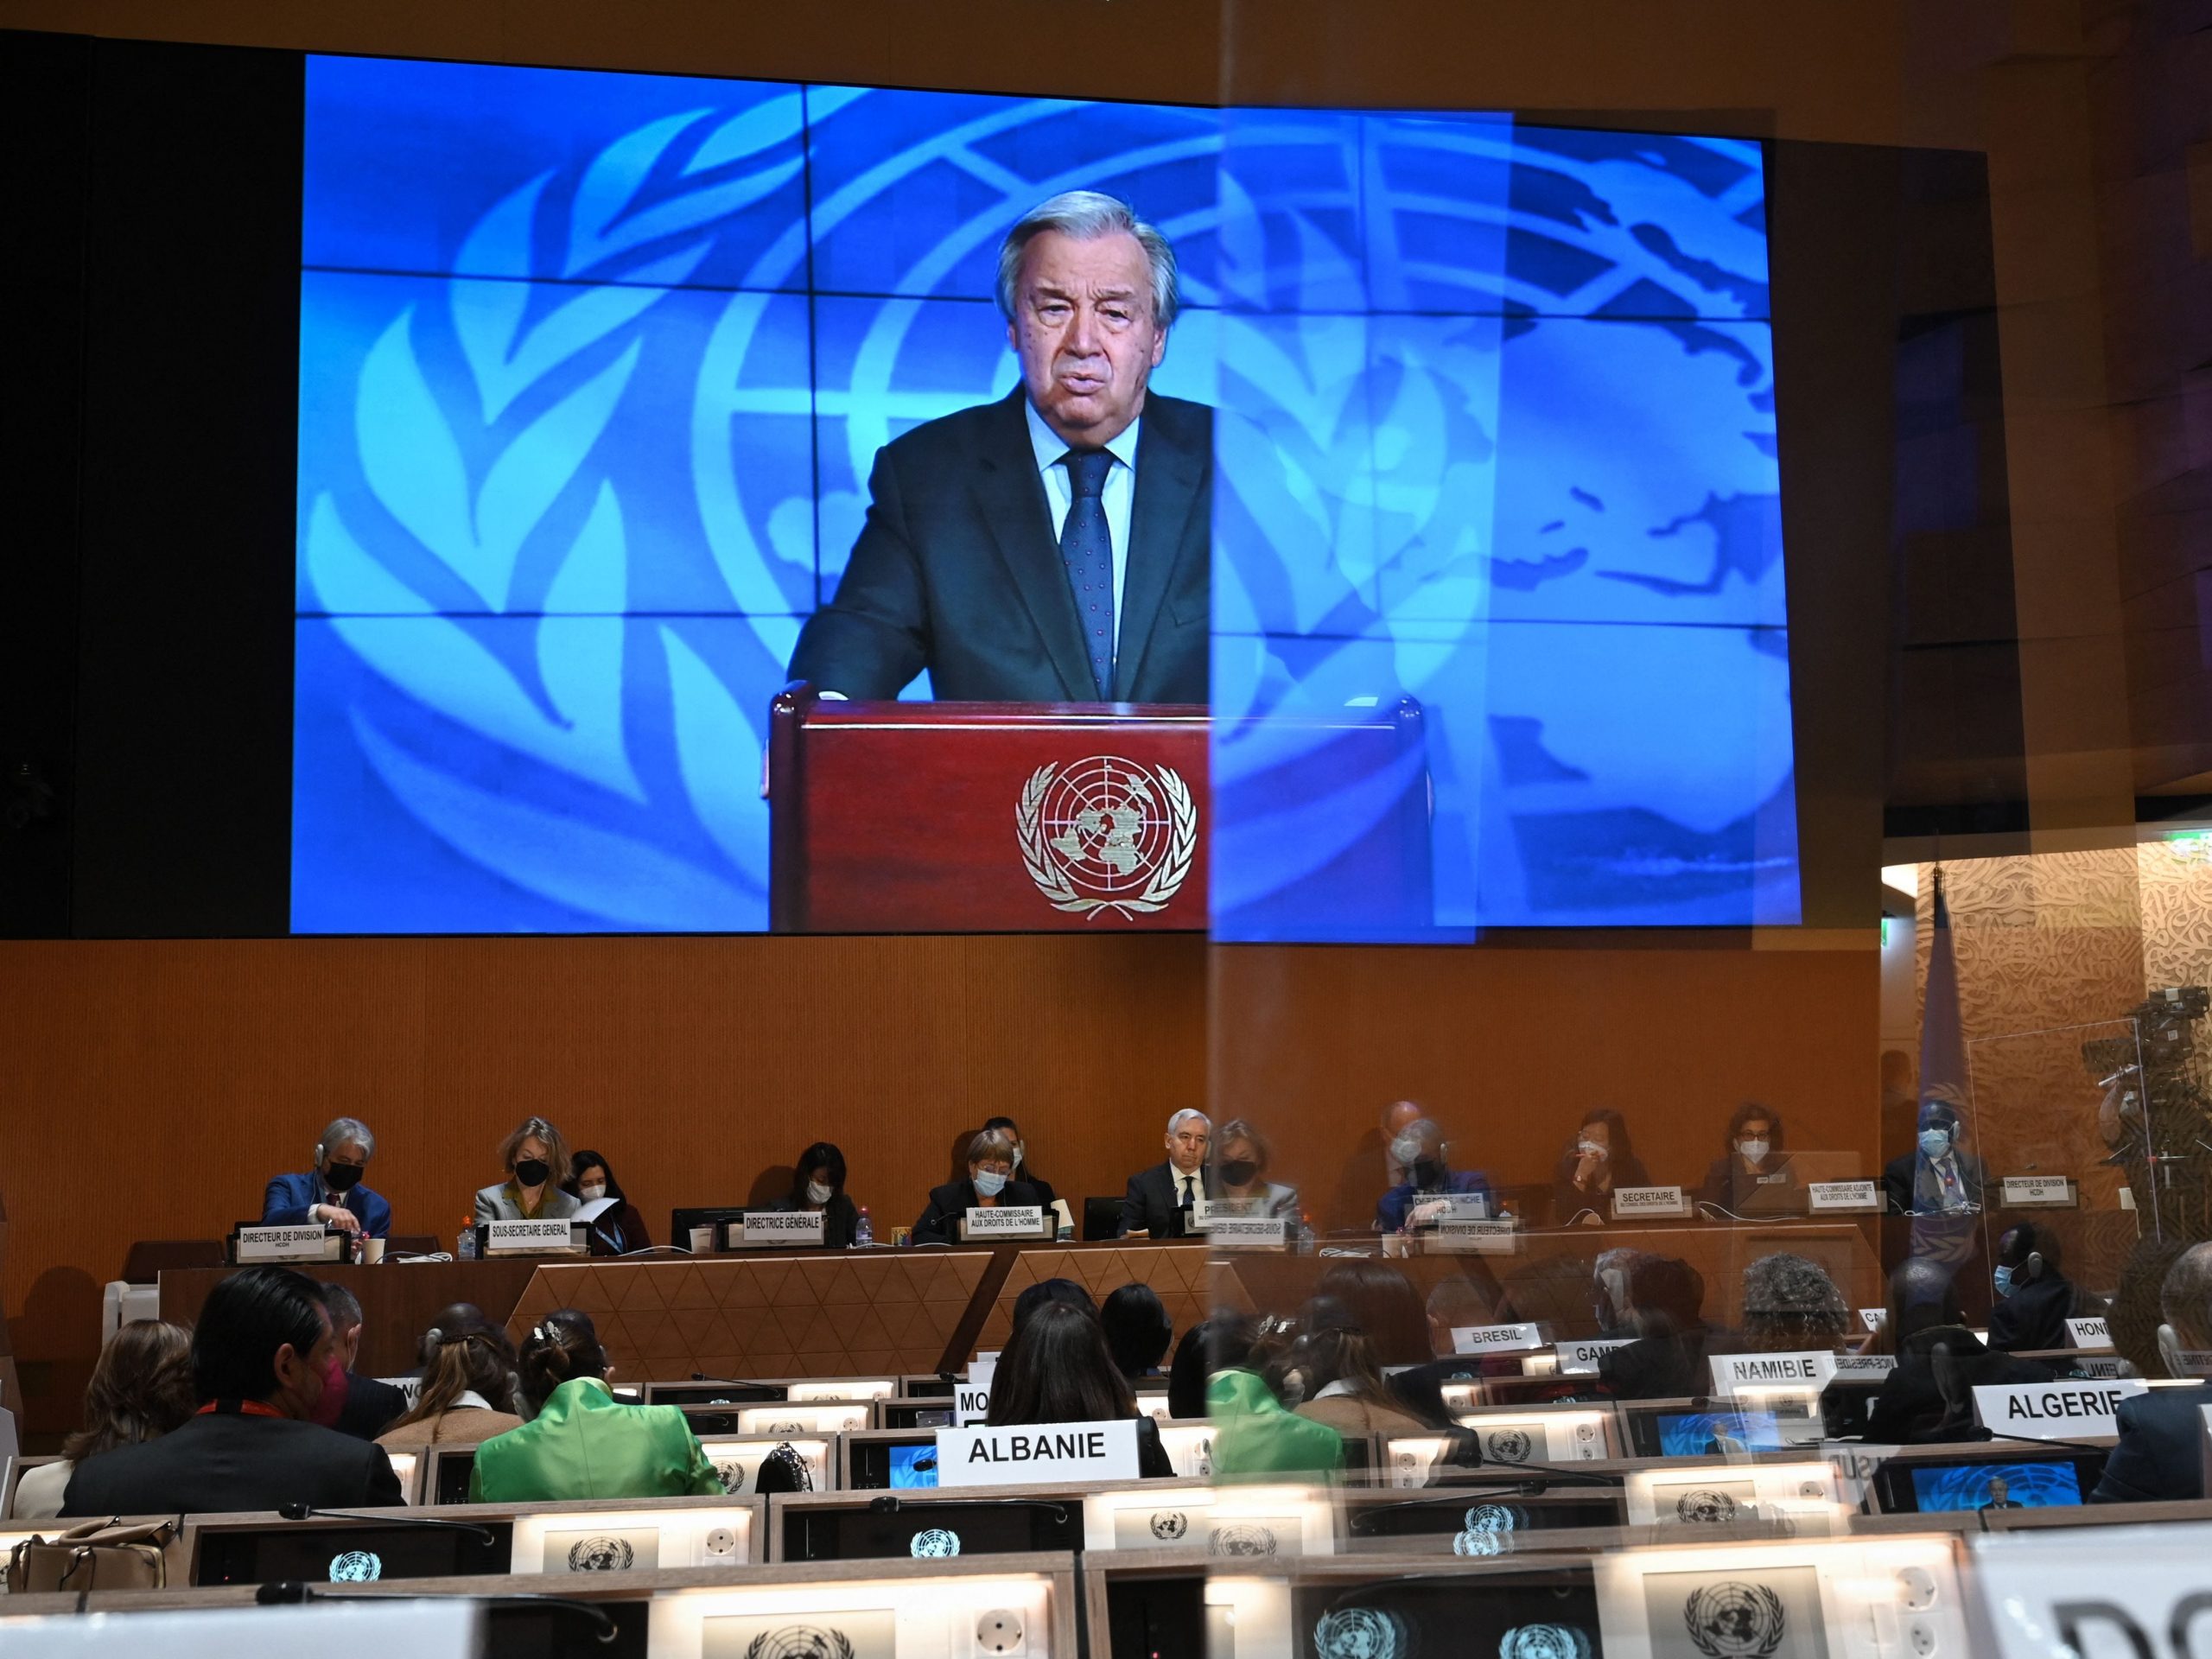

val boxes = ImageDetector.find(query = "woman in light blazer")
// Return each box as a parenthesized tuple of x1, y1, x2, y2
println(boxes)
(474, 1116, 582, 1224)
(1212, 1118, 1300, 1220)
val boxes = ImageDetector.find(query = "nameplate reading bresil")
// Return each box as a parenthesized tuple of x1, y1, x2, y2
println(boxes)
(2001, 1174, 2075, 1207)
(1972, 1378, 2145, 1440)
(1611, 1185, 1690, 1219)
(961, 1206, 1046, 1240)
(733, 1211, 823, 1249)
(1808, 1179, 1880, 1212)
(1452, 1323, 1544, 1356)
(484, 1218, 576, 1255)
(937, 1418, 1140, 1487)
(2065, 1317, 2111, 1349)
(235, 1225, 340, 1263)
(1555, 1338, 1633, 1375)
(1710, 1351, 1838, 1395)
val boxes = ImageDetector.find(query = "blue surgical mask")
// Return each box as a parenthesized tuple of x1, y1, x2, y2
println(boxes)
(1919, 1128, 1952, 1160)
(1993, 1265, 2014, 1298)
(973, 1169, 1007, 1198)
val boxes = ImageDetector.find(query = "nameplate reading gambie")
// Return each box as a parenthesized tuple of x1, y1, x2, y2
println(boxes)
(1611, 1185, 1689, 1219)
(1808, 1179, 1881, 1213)
(1452, 1323, 1544, 1357)
(936, 1418, 1140, 1487)
(2065, 1316, 2111, 1350)
(484, 1218, 576, 1255)
(1710, 1351, 1838, 1395)
(1556, 1338, 1634, 1376)
(734, 1211, 823, 1249)
(235, 1225, 340, 1263)
(1971, 1378, 2146, 1440)
(961, 1205, 1046, 1240)
(1206, 1216, 1288, 1249)
(2001, 1174, 2075, 1207)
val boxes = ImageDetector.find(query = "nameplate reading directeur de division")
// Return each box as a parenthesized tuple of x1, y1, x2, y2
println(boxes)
(233, 1224, 342, 1263)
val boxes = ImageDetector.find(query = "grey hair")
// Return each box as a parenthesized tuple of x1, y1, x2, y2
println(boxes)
(319, 1281, 365, 1332)
(1166, 1109, 1211, 1136)
(2162, 1243, 2212, 1349)
(1742, 1251, 1847, 1318)
(995, 190, 1180, 328)
(315, 1116, 375, 1163)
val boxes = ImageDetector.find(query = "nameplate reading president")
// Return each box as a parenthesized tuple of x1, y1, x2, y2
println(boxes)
(788, 190, 1211, 704)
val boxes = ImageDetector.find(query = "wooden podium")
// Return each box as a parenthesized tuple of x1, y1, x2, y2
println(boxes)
(767, 688, 1432, 934)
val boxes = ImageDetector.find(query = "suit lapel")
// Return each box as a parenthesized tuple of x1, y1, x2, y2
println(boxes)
(1115, 397, 1205, 701)
(971, 389, 1095, 701)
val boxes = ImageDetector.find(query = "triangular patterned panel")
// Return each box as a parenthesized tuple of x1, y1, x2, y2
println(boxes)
(617, 1268, 672, 1312)
(714, 1266, 770, 1309)
(664, 1268, 719, 1312)
(556, 1269, 617, 1318)
(817, 1262, 872, 1306)
(791, 1309, 849, 1356)
(749, 1262, 796, 1305)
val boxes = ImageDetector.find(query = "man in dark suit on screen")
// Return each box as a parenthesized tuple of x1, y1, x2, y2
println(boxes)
(789, 190, 1211, 704)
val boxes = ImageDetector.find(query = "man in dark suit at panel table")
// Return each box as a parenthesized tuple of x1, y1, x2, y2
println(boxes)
(2092, 1241, 2212, 1503)
(62, 1265, 403, 1516)
(1120, 1109, 1214, 1240)
(788, 190, 1211, 704)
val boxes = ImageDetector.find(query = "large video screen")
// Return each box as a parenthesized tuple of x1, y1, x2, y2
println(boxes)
(294, 57, 1794, 933)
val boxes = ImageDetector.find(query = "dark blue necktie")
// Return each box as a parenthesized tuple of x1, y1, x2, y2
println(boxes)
(1058, 448, 1115, 698)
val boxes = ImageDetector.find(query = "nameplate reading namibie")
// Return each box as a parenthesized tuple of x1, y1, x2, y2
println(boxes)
(1452, 1323, 1544, 1356)
(936, 1418, 1140, 1487)
(1710, 1351, 1838, 1395)
(484, 1218, 575, 1254)
(961, 1205, 1046, 1239)
(2001, 1175, 2075, 1207)
(235, 1225, 338, 1262)
(1971, 1378, 2146, 1439)
(1206, 1216, 1288, 1249)
(1808, 1179, 1881, 1212)
(1556, 1338, 1633, 1375)
(734, 1211, 823, 1249)
(2065, 1316, 2111, 1350)
(1611, 1185, 1689, 1219)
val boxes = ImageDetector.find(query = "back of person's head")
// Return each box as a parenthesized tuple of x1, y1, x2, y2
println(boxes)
(2158, 1242, 2212, 1373)
(1742, 1252, 1847, 1350)
(565, 1149, 626, 1201)
(1887, 1257, 1964, 1347)
(1425, 1271, 1503, 1353)
(394, 1315, 518, 1429)
(1282, 1296, 1393, 1409)
(320, 1281, 365, 1337)
(1012, 1276, 1097, 1332)
(1166, 1314, 1256, 1419)
(422, 1302, 487, 1367)
(193, 1265, 329, 1405)
(62, 1319, 196, 1463)
(1594, 1248, 1657, 1328)
(1313, 1260, 1429, 1366)
(1101, 1283, 1173, 1379)
(517, 1308, 607, 1409)
(986, 1300, 1135, 1427)
(1997, 1221, 2063, 1276)
(1627, 1255, 1705, 1335)
(2111, 1234, 2193, 1379)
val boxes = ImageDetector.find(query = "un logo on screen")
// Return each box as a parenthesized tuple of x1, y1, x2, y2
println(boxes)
(1016, 757, 1196, 918)
(1312, 1607, 1407, 1659)
(908, 1527, 962, 1558)
(1500, 1627, 1593, 1659)
(327, 1549, 382, 1582)
(1683, 1582, 1787, 1658)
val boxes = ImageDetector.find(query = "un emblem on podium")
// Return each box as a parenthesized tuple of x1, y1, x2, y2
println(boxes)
(1016, 756, 1196, 918)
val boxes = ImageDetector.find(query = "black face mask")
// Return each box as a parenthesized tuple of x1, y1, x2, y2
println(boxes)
(324, 1162, 365, 1193)
(1220, 1159, 1260, 1187)
(514, 1159, 550, 1187)
(1412, 1156, 1448, 1190)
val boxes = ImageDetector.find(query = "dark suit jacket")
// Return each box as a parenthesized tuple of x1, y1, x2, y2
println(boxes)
(1862, 1329, 2052, 1445)
(913, 1179, 1044, 1246)
(2092, 1382, 2212, 1503)
(789, 388, 1212, 702)
(1986, 1270, 2090, 1355)
(1119, 1161, 1211, 1239)
(333, 1371, 410, 1441)
(60, 1406, 404, 1516)
(1882, 1148, 1986, 1216)
(774, 1192, 860, 1249)
(261, 1170, 392, 1238)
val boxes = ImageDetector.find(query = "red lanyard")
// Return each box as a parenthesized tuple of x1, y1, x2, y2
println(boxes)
(197, 1399, 288, 1419)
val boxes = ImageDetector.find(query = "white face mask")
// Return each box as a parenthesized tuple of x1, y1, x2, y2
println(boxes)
(806, 1180, 834, 1205)
(578, 1183, 607, 1203)
(1577, 1140, 1607, 1160)
(1389, 1135, 1422, 1168)
(973, 1168, 1008, 1198)
(1010, 1141, 1026, 1168)
(1738, 1138, 1770, 1164)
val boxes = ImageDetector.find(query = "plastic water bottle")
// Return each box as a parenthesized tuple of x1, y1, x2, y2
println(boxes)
(456, 1219, 477, 1260)
(855, 1206, 874, 1248)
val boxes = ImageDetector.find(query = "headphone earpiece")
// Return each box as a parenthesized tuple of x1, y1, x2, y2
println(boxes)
(2024, 1250, 2045, 1281)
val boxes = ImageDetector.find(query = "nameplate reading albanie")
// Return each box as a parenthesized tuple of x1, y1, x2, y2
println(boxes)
(1555, 1338, 1634, 1375)
(1971, 1378, 2146, 1440)
(2066, 1317, 2111, 1350)
(2001, 1174, 2076, 1207)
(1710, 1351, 1838, 1395)
(732, 1211, 823, 1249)
(1611, 1185, 1690, 1219)
(1808, 1179, 1881, 1213)
(234, 1225, 340, 1263)
(483, 1218, 577, 1255)
(1452, 1323, 1544, 1357)
(936, 1418, 1140, 1487)
(1205, 1216, 1288, 1249)
(1425, 1217, 1520, 1255)
(961, 1206, 1046, 1240)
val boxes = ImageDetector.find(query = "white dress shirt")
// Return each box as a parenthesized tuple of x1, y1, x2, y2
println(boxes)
(1023, 397, 1141, 663)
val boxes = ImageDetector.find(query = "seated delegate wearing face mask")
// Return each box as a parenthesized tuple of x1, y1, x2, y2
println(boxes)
(1376, 1118, 1491, 1233)
(1694, 1103, 1801, 1217)
(982, 1115, 1058, 1215)
(913, 1130, 1041, 1245)
(1883, 1101, 1986, 1217)
(263, 1116, 392, 1240)
(777, 1141, 861, 1248)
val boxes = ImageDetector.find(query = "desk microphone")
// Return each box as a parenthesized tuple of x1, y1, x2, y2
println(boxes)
(867, 1494, 1071, 1523)
(255, 1581, 618, 1643)
(276, 1503, 497, 1545)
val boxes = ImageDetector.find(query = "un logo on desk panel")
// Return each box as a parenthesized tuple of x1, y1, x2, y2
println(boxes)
(1683, 1582, 1787, 1658)
(1675, 1489, 1739, 1524)
(1017, 757, 1195, 918)
(1312, 1607, 1407, 1659)
(1500, 1627, 1593, 1659)
(1484, 1427, 1535, 1464)
(743, 1630, 856, 1659)
(567, 1535, 636, 1572)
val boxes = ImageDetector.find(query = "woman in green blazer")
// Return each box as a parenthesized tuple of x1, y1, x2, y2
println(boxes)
(470, 1310, 724, 1503)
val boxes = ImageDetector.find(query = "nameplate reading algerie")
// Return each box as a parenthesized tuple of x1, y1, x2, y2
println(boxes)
(1970, 1379, 2146, 1440)
(936, 1418, 1140, 1486)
